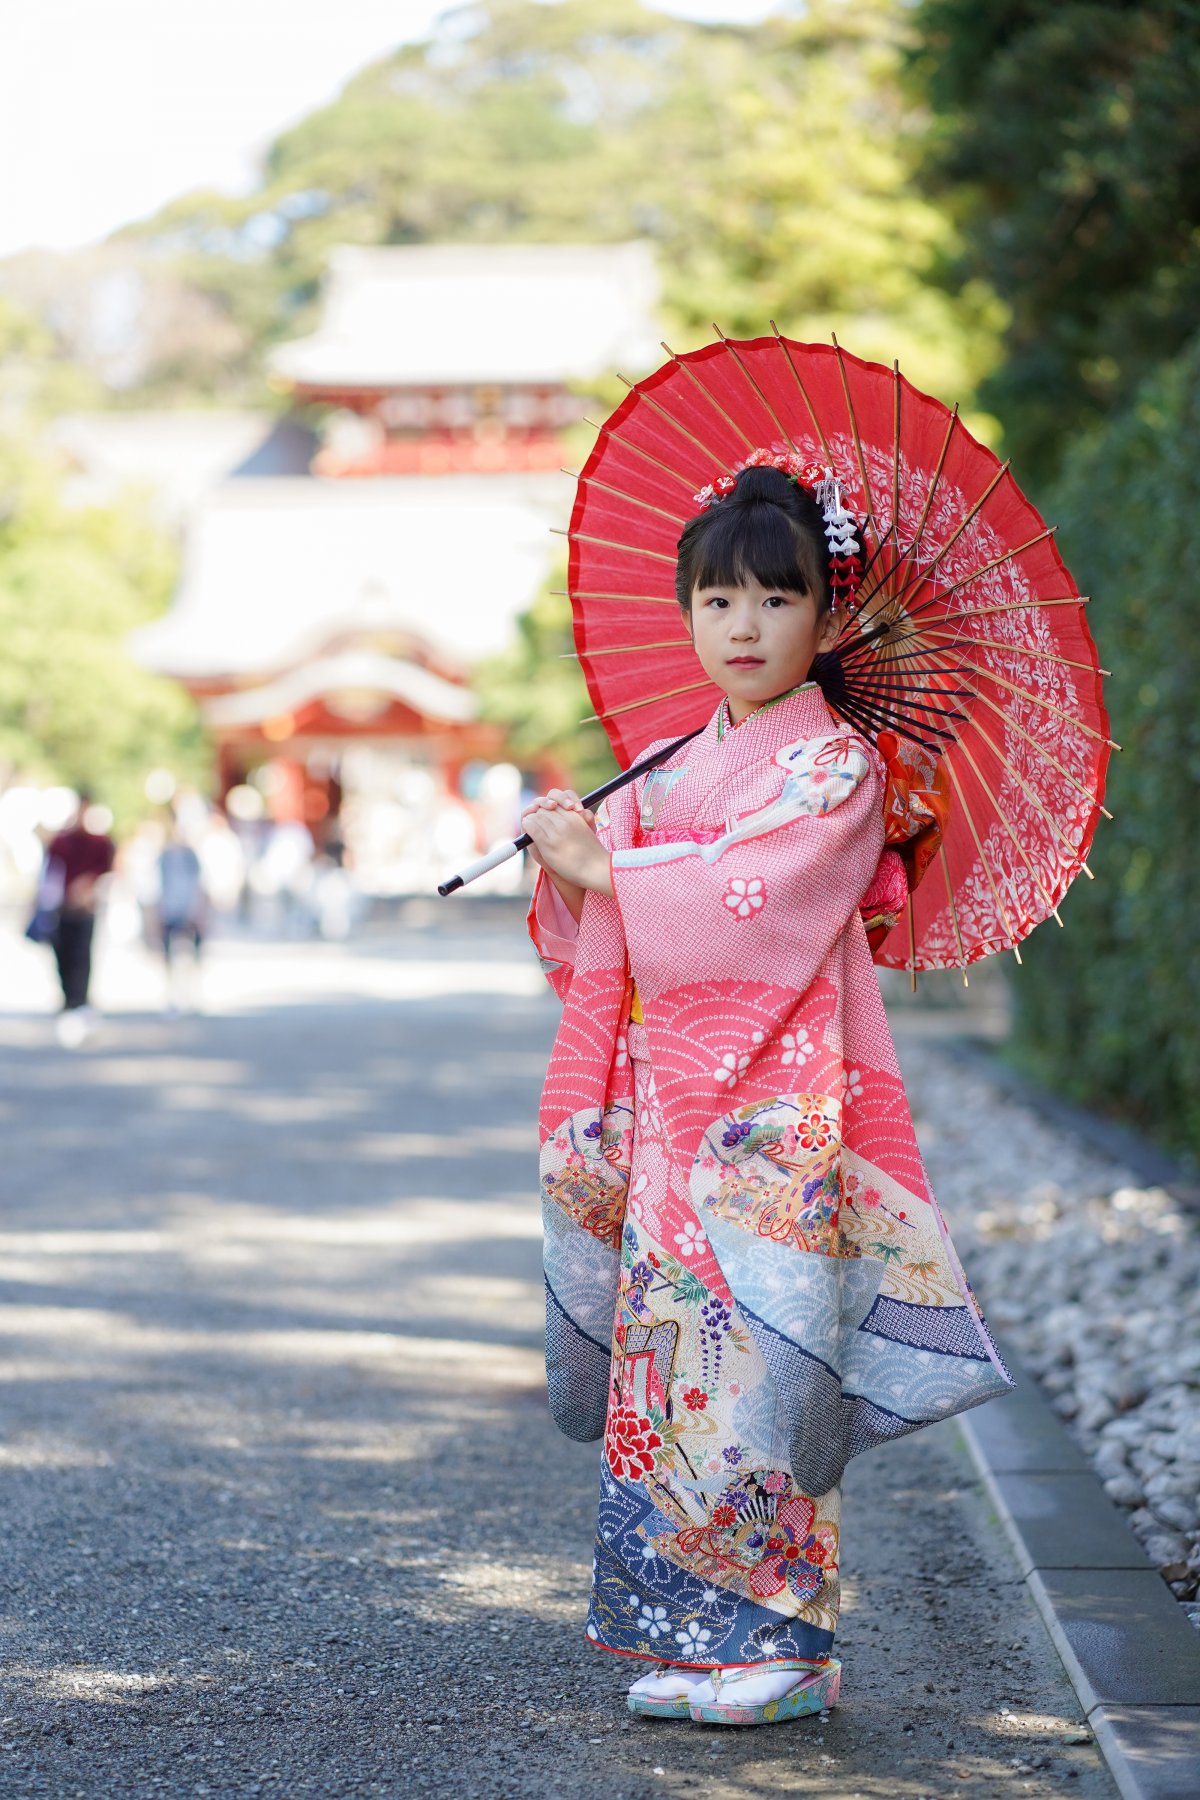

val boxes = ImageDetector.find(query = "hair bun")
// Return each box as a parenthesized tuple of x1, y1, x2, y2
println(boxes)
(729, 464, 802, 504)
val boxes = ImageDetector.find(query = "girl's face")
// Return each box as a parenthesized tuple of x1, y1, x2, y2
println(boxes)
(687, 574, 840, 723)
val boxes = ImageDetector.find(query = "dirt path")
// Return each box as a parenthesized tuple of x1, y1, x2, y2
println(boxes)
(0, 915, 1115, 1797)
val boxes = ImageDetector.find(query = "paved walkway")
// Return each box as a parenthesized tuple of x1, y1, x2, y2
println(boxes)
(0, 912, 1116, 1797)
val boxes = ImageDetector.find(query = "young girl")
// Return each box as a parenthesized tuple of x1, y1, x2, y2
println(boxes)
(522, 460, 1014, 1728)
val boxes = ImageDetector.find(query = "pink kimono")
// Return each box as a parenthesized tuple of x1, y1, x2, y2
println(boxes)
(529, 683, 1014, 1670)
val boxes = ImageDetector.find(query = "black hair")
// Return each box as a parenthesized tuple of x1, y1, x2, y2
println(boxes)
(675, 463, 854, 615)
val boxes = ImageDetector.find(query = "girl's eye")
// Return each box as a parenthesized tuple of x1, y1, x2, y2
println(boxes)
(765, 595, 787, 608)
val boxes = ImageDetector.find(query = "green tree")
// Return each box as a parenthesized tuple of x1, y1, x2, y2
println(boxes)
(0, 292, 102, 424)
(125, 0, 1000, 409)
(474, 569, 617, 794)
(1008, 336, 1200, 1158)
(909, 0, 1200, 482)
(0, 437, 207, 828)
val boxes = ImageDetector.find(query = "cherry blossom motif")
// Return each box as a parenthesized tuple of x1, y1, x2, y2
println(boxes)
(723, 875, 767, 921)
(675, 1221, 708, 1258)
(614, 1034, 629, 1069)
(636, 1072, 661, 1134)
(842, 1067, 864, 1100)
(797, 1108, 835, 1152)
(627, 1167, 665, 1240)
(781, 1029, 814, 1067)
(844, 1169, 882, 1210)
(713, 1050, 751, 1088)
(674, 1620, 713, 1657)
(637, 1603, 670, 1640)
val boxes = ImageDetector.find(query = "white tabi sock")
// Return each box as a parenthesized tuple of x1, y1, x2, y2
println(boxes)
(627, 1664, 710, 1699)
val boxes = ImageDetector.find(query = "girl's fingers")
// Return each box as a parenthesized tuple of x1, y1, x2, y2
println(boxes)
(524, 788, 590, 830)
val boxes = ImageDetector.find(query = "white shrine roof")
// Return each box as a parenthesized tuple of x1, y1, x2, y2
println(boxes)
(51, 411, 278, 526)
(130, 471, 565, 680)
(269, 241, 662, 389)
(201, 650, 476, 728)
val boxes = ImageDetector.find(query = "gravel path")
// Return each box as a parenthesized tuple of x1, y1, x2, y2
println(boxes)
(0, 916, 1118, 1798)
(893, 1016, 1200, 1632)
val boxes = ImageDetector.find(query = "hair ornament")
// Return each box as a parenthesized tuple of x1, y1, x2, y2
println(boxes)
(690, 473, 737, 508)
(691, 444, 864, 610)
(812, 469, 864, 611)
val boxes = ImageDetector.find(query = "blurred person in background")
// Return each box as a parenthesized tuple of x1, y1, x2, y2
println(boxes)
(199, 809, 247, 920)
(44, 792, 116, 1045)
(248, 816, 315, 935)
(156, 812, 208, 1013)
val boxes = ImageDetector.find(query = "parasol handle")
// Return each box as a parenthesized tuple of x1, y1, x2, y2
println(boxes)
(436, 724, 706, 897)
(437, 839, 525, 896)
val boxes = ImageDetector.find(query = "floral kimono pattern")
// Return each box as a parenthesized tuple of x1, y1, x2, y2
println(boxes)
(530, 683, 1014, 1670)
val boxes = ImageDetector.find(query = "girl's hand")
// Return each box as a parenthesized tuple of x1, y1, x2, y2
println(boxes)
(522, 789, 613, 901)
(522, 787, 596, 829)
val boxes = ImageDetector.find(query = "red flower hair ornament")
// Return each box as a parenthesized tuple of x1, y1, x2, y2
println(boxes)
(692, 445, 863, 612)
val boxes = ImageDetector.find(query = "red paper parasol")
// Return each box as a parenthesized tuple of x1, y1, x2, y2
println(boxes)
(563, 331, 1112, 976)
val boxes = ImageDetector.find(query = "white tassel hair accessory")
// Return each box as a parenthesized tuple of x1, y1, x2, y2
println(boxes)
(813, 470, 863, 611)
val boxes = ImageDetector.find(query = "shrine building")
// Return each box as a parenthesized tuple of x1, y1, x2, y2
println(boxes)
(131, 242, 660, 888)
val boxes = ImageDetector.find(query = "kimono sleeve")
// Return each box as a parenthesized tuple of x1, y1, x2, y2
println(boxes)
(527, 870, 580, 1002)
(609, 733, 885, 1005)
(525, 770, 641, 1001)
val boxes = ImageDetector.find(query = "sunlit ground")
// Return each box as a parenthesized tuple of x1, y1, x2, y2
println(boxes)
(0, 904, 1111, 1797)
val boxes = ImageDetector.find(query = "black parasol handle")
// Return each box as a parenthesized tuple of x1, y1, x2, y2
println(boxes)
(436, 725, 706, 896)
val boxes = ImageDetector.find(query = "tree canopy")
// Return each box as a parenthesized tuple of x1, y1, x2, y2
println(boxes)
(126, 0, 1000, 409)
(909, 0, 1200, 482)
(1007, 336, 1200, 1155)
(1, 0, 1012, 821)
(905, 0, 1200, 1153)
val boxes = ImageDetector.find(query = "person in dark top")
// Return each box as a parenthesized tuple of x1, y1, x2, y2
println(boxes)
(45, 792, 116, 1038)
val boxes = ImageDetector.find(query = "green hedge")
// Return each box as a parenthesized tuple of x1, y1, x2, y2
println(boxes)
(1008, 335, 1200, 1162)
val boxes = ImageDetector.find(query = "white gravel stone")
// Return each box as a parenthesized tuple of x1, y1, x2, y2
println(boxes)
(1103, 1475, 1145, 1508)
(1152, 1496, 1200, 1535)
(1094, 1442, 1131, 1482)
(893, 1027, 1200, 1632)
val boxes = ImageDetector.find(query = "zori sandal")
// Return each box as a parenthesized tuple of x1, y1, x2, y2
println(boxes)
(626, 1663, 711, 1719)
(687, 1656, 842, 1726)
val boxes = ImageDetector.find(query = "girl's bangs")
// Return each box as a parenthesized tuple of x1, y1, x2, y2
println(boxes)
(690, 501, 816, 596)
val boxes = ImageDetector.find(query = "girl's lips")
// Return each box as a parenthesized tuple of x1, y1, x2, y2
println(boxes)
(727, 656, 765, 667)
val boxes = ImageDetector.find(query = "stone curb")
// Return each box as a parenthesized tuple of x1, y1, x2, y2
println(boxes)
(958, 1336, 1200, 1800)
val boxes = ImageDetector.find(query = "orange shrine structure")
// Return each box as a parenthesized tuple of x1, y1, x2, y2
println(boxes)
(133, 243, 659, 885)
